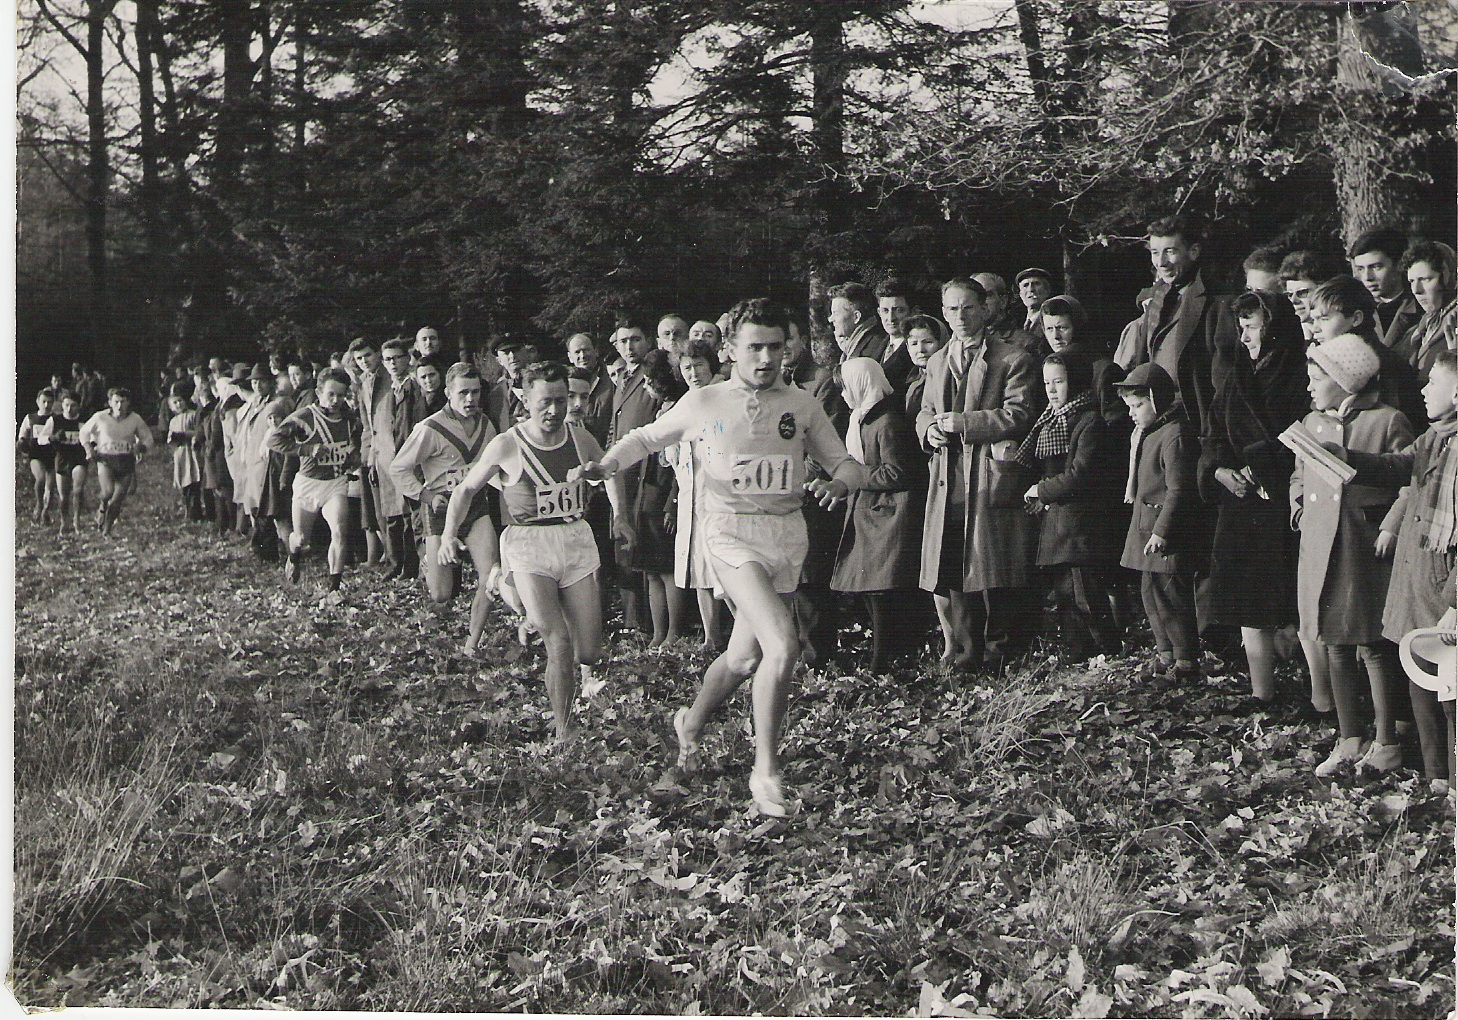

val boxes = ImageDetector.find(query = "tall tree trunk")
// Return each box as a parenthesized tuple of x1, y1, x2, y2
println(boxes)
(1332, 3, 1426, 245)
(84, 2, 114, 369)
(293, 4, 307, 157)
(135, 0, 163, 258)
(808, 8, 846, 345)
(216, 0, 255, 191)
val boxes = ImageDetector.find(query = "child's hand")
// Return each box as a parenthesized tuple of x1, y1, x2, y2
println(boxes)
(1143, 533, 1167, 556)
(1374, 530, 1397, 558)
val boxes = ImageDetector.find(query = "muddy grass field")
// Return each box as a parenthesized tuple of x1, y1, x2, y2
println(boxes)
(11, 456, 1455, 1016)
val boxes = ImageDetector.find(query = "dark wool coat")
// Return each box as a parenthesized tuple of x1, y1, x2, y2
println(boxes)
(842, 319, 889, 363)
(1344, 424, 1458, 643)
(1196, 293, 1309, 628)
(1290, 398, 1413, 644)
(1129, 268, 1236, 433)
(832, 398, 928, 592)
(1032, 407, 1125, 568)
(199, 400, 232, 491)
(1120, 416, 1201, 575)
(915, 337, 1043, 592)
(1378, 293, 1423, 351)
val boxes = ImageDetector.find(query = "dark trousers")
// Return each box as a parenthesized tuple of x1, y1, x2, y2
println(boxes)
(1141, 570, 1198, 661)
(865, 590, 931, 671)
(1049, 566, 1120, 655)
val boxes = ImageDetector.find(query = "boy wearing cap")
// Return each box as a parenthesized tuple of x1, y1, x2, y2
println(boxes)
(1294, 333, 1413, 776)
(1115, 363, 1202, 683)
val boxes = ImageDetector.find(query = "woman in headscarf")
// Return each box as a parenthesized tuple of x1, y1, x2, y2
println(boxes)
(831, 358, 930, 673)
(1197, 289, 1311, 706)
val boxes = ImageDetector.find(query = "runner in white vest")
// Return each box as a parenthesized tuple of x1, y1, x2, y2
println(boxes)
(575, 299, 868, 817)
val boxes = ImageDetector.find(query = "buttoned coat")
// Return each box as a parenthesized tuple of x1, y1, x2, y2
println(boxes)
(915, 337, 1042, 592)
(371, 376, 425, 518)
(610, 366, 661, 504)
(1032, 407, 1125, 568)
(1343, 423, 1458, 643)
(1119, 416, 1200, 575)
(1289, 399, 1413, 644)
(831, 398, 928, 592)
(1131, 268, 1236, 432)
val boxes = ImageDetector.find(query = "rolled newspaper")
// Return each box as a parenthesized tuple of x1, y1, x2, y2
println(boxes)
(1278, 421, 1357, 490)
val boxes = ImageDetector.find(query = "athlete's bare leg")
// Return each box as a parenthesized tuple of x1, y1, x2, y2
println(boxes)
(461, 516, 500, 655)
(514, 571, 584, 743)
(676, 560, 798, 786)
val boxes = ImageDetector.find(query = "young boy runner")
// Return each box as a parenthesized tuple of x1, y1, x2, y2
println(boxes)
(80, 387, 154, 535)
(266, 369, 363, 590)
(439, 362, 632, 744)
(17, 387, 58, 523)
(389, 362, 500, 654)
(53, 390, 89, 534)
(576, 299, 868, 817)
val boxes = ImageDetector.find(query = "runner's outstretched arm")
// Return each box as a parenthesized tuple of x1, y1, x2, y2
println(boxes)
(437, 433, 509, 567)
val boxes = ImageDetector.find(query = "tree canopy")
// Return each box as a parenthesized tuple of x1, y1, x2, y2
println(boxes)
(16, 0, 1457, 389)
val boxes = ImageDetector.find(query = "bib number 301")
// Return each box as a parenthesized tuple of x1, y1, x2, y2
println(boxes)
(730, 454, 793, 494)
(535, 480, 583, 519)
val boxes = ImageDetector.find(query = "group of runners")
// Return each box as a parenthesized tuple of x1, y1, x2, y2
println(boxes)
(20, 301, 847, 817)
(17, 383, 153, 535)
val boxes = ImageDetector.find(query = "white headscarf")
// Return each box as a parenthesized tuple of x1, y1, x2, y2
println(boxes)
(841, 357, 894, 465)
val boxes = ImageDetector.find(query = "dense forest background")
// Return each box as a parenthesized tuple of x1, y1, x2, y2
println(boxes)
(16, 0, 1458, 402)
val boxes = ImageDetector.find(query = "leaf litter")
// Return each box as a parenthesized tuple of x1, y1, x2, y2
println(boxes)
(9, 462, 1455, 1015)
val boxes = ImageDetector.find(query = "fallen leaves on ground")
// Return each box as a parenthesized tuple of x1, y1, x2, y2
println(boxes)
(10, 460, 1455, 1016)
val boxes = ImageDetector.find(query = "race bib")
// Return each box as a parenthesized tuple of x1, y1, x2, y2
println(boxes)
(730, 454, 793, 495)
(535, 480, 584, 519)
(438, 466, 466, 492)
(315, 442, 349, 469)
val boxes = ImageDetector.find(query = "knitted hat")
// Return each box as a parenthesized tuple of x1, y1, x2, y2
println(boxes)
(1309, 333, 1380, 395)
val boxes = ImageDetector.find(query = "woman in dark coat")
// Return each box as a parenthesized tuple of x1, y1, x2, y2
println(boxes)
(832, 358, 929, 673)
(1018, 352, 1124, 655)
(1197, 290, 1310, 703)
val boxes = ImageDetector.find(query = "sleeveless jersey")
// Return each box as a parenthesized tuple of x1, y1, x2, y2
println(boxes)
(18, 413, 56, 458)
(500, 425, 589, 526)
(422, 413, 492, 496)
(271, 404, 360, 481)
(53, 414, 84, 457)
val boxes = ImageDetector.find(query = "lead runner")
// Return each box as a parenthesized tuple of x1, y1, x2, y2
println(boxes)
(574, 298, 868, 817)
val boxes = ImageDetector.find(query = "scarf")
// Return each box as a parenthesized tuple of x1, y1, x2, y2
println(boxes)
(1013, 393, 1095, 468)
(1414, 298, 1457, 370)
(841, 358, 894, 464)
(1423, 417, 1458, 551)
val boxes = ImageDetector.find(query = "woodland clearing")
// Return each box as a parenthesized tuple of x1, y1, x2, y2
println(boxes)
(10, 457, 1455, 1016)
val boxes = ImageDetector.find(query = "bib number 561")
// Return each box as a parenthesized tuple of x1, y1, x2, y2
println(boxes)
(730, 454, 793, 494)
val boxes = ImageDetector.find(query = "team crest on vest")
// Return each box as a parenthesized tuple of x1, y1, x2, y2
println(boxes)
(778, 412, 796, 440)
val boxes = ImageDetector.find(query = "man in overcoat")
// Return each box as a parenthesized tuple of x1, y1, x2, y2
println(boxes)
(1125, 214, 1236, 433)
(916, 277, 1043, 669)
